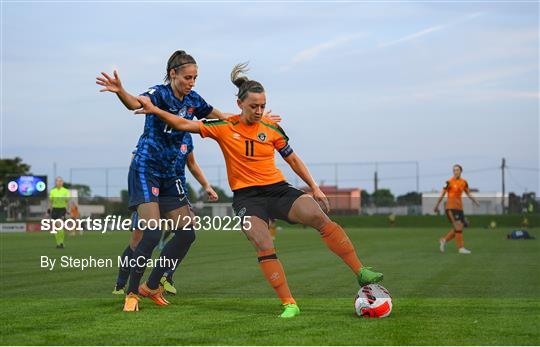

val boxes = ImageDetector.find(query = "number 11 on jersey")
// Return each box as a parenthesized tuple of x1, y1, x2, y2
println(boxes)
(245, 140, 254, 156)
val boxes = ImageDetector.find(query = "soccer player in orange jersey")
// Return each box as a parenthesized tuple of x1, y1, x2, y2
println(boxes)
(134, 63, 383, 318)
(434, 165, 480, 254)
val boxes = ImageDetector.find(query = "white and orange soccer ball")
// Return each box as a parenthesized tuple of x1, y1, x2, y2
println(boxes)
(354, 284, 393, 318)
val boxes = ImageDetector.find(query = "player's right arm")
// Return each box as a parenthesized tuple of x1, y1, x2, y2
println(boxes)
(463, 180, 480, 207)
(96, 70, 142, 110)
(433, 183, 448, 213)
(186, 152, 218, 201)
(135, 96, 201, 133)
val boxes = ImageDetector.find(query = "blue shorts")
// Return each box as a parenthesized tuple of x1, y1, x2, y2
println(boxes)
(128, 167, 188, 214)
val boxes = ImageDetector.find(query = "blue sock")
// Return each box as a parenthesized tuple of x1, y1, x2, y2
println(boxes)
(116, 245, 134, 288)
(127, 229, 161, 294)
(147, 227, 196, 290)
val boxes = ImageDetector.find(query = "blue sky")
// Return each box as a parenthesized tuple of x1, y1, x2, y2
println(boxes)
(2, 1, 538, 196)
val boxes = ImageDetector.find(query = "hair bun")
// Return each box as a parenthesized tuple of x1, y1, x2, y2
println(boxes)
(230, 62, 250, 87)
(230, 62, 265, 100)
(232, 76, 248, 88)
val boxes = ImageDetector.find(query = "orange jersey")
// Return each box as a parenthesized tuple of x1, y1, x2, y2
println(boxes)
(444, 177, 469, 210)
(198, 115, 291, 191)
(70, 204, 80, 218)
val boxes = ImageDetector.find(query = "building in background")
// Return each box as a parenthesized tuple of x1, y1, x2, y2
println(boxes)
(303, 185, 361, 215)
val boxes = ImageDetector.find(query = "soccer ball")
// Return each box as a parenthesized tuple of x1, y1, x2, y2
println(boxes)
(354, 284, 392, 318)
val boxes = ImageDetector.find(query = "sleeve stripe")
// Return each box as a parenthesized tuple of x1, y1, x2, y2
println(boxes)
(261, 121, 289, 141)
(201, 119, 228, 127)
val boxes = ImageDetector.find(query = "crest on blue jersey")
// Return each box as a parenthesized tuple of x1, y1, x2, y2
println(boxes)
(178, 106, 187, 118)
(180, 144, 188, 155)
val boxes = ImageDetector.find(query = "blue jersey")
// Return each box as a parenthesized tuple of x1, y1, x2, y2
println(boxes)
(175, 133, 194, 192)
(131, 84, 212, 178)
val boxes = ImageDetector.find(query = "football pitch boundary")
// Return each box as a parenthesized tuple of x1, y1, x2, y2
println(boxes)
(1, 227, 539, 345)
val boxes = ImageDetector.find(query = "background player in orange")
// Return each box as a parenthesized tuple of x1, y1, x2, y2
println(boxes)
(68, 200, 81, 236)
(268, 219, 278, 240)
(434, 164, 480, 254)
(133, 63, 383, 318)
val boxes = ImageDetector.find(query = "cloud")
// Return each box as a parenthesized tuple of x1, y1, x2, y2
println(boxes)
(379, 12, 485, 48)
(280, 33, 366, 70)
(365, 62, 538, 103)
(378, 25, 445, 48)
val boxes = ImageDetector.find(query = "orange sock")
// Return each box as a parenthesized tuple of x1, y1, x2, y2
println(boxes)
(455, 231, 464, 248)
(258, 249, 295, 305)
(319, 221, 362, 274)
(443, 230, 455, 242)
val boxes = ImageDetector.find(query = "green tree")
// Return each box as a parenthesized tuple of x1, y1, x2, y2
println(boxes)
(396, 191, 422, 206)
(361, 190, 371, 207)
(185, 183, 197, 203)
(64, 183, 92, 198)
(0, 157, 32, 197)
(0, 157, 31, 177)
(0, 158, 32, 221)
(372, 189, 395, 207)
(120, 189, 129, 205)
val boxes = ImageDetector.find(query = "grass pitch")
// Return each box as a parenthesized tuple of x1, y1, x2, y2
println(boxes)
(1, 226, 539, 345)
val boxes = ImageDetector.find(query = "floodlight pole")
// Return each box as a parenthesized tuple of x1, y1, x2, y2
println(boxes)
(334, 163, 338, 187)
(501, 158, 506, 214)
(415, 161, 420, 192)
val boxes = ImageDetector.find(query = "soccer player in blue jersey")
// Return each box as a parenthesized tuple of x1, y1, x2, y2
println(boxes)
(161, 133, 219, 292)
(112, 133, 218, 295)
(97, 50, 230, 311)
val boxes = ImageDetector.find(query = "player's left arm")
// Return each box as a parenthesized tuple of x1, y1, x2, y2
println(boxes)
(283, 152, 330, 213)
(186, 152, 218, 201)
(464, 181, 480, 206)
(270, 122, 324, 209)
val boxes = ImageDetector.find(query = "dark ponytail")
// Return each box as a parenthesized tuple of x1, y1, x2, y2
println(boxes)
(165, 50, 197, 83)
(230, 62, 265, 100)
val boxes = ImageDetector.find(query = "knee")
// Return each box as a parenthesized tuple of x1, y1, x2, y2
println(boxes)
(307, 211, 330, 230)
(129, 239, 139, 251)
(130, 230, 143, 250)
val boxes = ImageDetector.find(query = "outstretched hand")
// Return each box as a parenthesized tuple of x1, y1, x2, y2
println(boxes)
(134, 96, 159, 115)
(96, 70, 123, 93)
(264, 109, 282, 123)
(205, 186, 219, 202)
(313, 187, 330, 214)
